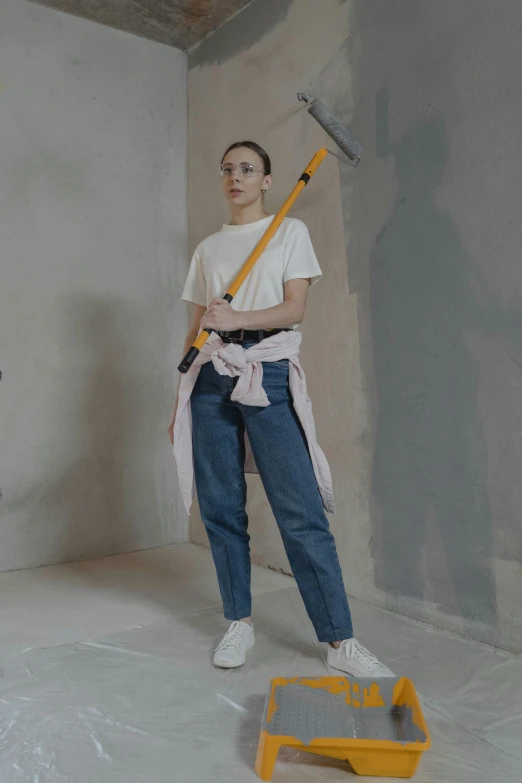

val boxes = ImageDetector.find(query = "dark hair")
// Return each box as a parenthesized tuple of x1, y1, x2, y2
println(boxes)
(221, 140, 272, 175)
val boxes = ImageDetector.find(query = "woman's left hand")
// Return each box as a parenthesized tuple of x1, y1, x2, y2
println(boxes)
(200, 298, 243, 332)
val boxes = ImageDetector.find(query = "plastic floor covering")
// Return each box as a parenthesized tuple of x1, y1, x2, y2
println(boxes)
(1, 544, 521, 782)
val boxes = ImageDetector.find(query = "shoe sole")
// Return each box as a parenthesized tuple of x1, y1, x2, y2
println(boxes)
(327, 655, 358, 676)
(327, 655, 395, 678)
(214, 657, 246, 669)
(214, 640, 255, 669)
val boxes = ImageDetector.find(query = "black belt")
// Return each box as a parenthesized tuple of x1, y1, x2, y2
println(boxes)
(217, 328, 293, 344)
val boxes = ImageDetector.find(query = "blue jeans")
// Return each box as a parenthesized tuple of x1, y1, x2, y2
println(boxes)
(190, 346, 353, 643)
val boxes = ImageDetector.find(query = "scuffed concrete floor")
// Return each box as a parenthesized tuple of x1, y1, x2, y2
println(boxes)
(1, 543, 521, 782)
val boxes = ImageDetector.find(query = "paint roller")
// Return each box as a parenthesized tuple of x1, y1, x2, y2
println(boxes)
(296, 92, 362, 165)
(178, 93, 362, 373)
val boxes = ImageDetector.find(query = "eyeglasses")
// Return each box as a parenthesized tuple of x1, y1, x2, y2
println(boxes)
(220, 163, 265, 178)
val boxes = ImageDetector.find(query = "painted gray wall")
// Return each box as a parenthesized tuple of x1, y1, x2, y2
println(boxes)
(352, 0, 522, 651)
(0, 0, 188, 571)
(188, 0, 522, 651)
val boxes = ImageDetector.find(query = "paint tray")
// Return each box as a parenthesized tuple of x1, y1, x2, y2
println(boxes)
(255, 676, 431, 779)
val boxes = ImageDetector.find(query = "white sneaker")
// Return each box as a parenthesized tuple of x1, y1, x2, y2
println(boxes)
(213, 621, 255, 669)
(327, 638, 395, 677)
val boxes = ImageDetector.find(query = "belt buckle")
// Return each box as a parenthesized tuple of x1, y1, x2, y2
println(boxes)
(225, 329, 244, 343)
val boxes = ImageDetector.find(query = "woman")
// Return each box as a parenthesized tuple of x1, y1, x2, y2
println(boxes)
(169, 141, 393, 677)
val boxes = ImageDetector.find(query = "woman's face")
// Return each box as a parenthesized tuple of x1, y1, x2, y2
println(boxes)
(220, 147, 272, 209)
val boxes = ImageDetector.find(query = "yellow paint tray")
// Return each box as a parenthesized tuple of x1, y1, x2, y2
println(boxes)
(255, 676, 431, 779)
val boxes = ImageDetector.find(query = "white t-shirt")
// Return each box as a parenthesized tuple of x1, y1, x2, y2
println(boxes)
(181, 216, 322, 321)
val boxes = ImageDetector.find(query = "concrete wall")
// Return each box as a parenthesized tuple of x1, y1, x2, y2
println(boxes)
(0, 0, 188, 571)
(188, 0, 522, 652)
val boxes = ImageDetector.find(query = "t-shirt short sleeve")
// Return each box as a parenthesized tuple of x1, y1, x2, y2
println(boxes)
(283, 220, 323, 287)
(181, 245, 208, 306)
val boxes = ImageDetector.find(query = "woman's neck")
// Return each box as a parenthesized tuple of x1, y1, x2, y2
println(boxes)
(229, 203, 271, 226)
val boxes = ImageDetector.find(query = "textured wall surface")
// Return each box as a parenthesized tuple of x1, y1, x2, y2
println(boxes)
(0, 1, 188, 570)
(26, 0, 254, 50)
(188, 0, 522, 652)
(352, 0, 522, 653)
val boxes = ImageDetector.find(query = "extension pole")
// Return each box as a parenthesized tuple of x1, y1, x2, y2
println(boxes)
(178, 147, 329, 373)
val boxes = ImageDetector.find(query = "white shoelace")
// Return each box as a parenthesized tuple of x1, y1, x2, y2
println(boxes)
(343, 639, 380, 668)
(215, 621, 247, 653)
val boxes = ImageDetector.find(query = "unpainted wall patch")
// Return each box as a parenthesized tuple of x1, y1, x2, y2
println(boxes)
(27, 0, 255, 50)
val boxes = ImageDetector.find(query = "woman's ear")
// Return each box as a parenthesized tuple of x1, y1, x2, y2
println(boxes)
(263, 174, 272, 193)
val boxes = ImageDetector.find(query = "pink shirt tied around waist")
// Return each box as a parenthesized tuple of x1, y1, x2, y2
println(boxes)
(173, 329, 335, 515)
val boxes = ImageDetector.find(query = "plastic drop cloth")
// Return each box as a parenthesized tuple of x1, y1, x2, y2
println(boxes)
(1, 578, 522, 782)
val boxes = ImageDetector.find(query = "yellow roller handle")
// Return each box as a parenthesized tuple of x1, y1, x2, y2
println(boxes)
(179, 148, 329, 372)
